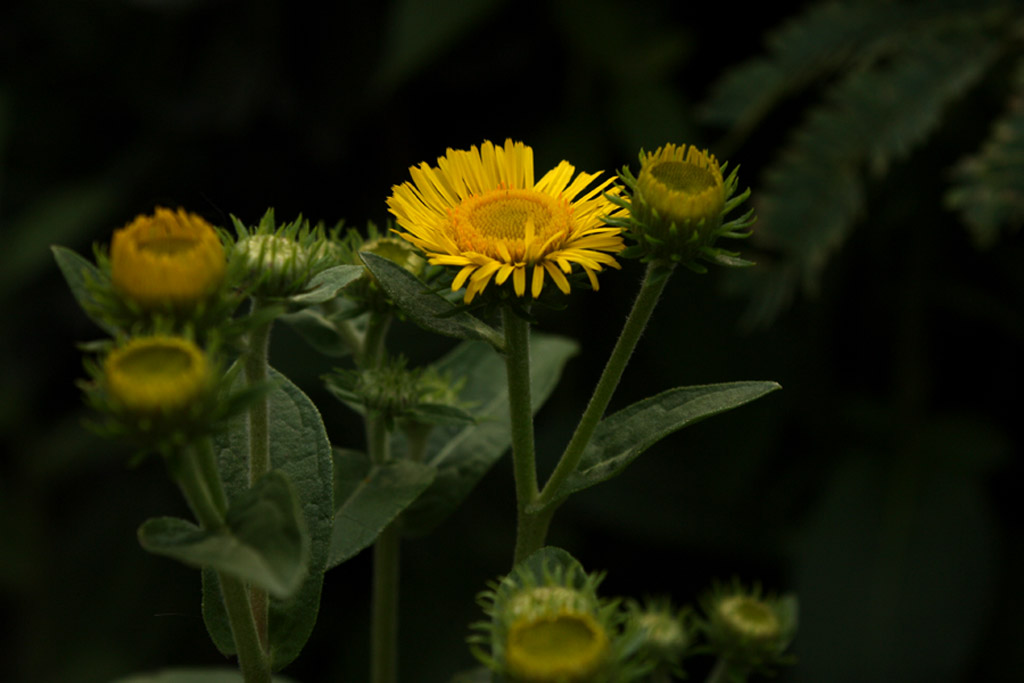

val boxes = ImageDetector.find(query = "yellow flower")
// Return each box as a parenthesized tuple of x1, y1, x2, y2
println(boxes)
(505, 610, 610, 683)
(387, 139, 625, 303)
(633, 145, 725, 258)
(110, 207, 226, 309)
(104, 336, 211, 416)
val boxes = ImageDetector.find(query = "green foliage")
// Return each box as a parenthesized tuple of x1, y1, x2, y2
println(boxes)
(287, 265, 365, 306)
(202, 368, 333, 670)
(947, 56, 1024, 247)
(543, 382, 782, 506)
(400, 335, 578, 536)
(327, 450, 436, 567)
(112, 670, 298, 683)
(360, 252, 505, 350)
(703, 0, 1022, 322)
(138, 469, 309, 598)
(51, 245, 117, 336)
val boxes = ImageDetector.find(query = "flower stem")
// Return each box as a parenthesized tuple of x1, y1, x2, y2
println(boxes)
(364, 310, 399, 683)
(244, 306, 274, 651)
(502, 308, 540, 565)
(537, 261, 674, 509)
(172, 440, 271, 683)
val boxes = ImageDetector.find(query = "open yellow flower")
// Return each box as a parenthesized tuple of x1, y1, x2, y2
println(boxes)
(110, 207, 226, 309)
(387, 139, 625, 303)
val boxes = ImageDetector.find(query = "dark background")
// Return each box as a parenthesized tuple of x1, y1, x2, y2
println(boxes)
(2, 1, 1021, 681)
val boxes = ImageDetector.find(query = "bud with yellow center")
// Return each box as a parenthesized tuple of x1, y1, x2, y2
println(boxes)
(104, 335, 211, 417)
(110, 208, 226, 310)
(698, 580, 797, 677)
(471, 549, 647, 683)
(608, 144, 756, 271)
(505, 609, 610, 683)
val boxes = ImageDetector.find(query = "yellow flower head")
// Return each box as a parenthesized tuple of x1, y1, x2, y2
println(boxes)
(634, 145, 725, 257)
(110, 207, 226, 309)
(104, 335, 211, 417)
(387, 139, 625, 303)
(505, 610, 610, 683)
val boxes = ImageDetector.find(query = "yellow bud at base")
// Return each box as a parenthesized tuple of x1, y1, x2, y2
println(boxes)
(104, 336, 211, 416)
(505, 612, 609, 682)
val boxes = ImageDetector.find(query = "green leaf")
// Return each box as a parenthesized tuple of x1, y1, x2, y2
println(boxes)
(51, 245, 117, 335)
(326, 450, 436, 568)
(360, 252, 504, 349)
(203, 368, 333, 670)
(544, 382, 781, 505)
(279, 308, 354, 358)
(111, 669, 299, 683)
(288, 264, 365, 305)
(401, 333, 578, 536)
(140, 470, 309, 597)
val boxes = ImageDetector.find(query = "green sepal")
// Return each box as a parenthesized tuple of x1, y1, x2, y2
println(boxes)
(111, 669, 300, 683)
(400, 334, 578, 536)
(360, 252, 505, 350)
(537, 382, 781, 507)
(202, 367, 333, 670)
(326, 449, 436, 568)
(138, 470, 310, 598)
(52, 245, 118, 335)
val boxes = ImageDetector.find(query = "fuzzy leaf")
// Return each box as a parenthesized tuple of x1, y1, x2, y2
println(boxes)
(51, 245, 117, 335)
(288, 264, 364, 305)
(203, 368, 333, 670)
(360, 252, 504, 349)
(544, 382, 781, 504)
(401, 334, 578, 536)
(140, 470, 307, 597)
(279, 308, 354, 358)
(326, 450, 436, 568)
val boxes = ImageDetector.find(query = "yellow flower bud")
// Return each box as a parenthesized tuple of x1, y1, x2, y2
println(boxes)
(110, 208, 226, 310)
(104, 336, 211, 417)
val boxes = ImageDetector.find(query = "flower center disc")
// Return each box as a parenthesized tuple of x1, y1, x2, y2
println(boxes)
(139, 235, 199, 255)
(506, 613, 608, 681)
(719, 596, 780, 640)
(114, 344, 195, 378)
(650, 161, 717, 194)
(451, 189, 570, 257)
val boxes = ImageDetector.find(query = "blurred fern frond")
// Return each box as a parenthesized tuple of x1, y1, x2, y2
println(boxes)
(703, 0, 1023, 324)
(946, 56, 1024, 249)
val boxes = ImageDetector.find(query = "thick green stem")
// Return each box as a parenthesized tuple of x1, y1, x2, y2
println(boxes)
(173, 442, 271, 683)
(371, 522, 401, 683)
(502, 308, 541, 565)
(365, 310, 399, 683)
(538, 261, 674, 507)
(244, 309, 274, 651)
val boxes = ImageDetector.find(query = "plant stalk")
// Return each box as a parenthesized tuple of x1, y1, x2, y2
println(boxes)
(173, 441, 271, 683)
(538, 261, 674, 508)
(244, 307, 274, 651)
(502, 308, 541, 565)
